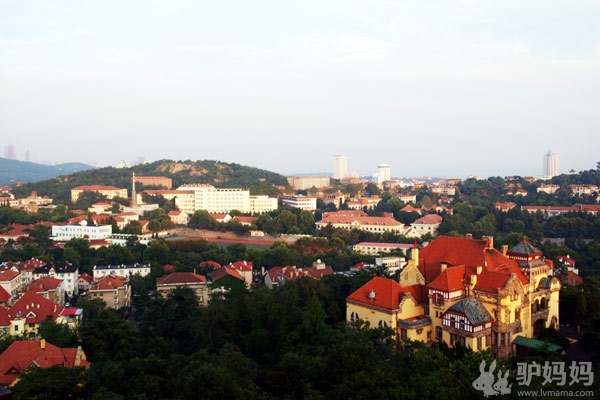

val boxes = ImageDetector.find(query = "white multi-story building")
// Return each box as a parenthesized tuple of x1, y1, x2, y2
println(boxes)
(92, 263, 151, 280)
(377, 164, 391, 183)
(249, 195, 278, 214)
(281, 195, 317, 211)
(32, 263, 80, 297)
(333, 155, 348, 180)
(176, 184, 251, 213)
(543, 151, 559, 178)
(287, 176, 331, 190)
(51, 221, 112, 241)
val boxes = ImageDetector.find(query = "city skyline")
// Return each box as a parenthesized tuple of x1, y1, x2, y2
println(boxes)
(2, 1, 599, 178)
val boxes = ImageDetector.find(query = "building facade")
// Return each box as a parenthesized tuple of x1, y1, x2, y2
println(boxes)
(71, 186, 128, 203)
(333, 155, 348, 180)
(347, 235, 561, 358)
(543, 151, 559, 178)
(281, 195, 317, 211)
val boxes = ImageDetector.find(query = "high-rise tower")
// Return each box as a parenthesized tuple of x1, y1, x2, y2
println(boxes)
(543, 151, 559, 178)
(377, 164, 391, 183)
(333, 155, 348, 180)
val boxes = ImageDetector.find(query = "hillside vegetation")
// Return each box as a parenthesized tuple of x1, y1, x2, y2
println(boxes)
(10, 159, 288, 203)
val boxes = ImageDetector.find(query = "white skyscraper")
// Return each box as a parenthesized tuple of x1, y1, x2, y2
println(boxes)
(543, 151, 559, 178)
(377, 164, 391, 183)
(333, 155, 348, 180)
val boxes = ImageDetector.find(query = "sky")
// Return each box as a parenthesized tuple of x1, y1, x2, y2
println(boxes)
(1, 1, 599, 179)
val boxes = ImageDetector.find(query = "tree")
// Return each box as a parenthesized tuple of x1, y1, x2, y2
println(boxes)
(11, 366, 89, 400)
(188, 210, 218, 230)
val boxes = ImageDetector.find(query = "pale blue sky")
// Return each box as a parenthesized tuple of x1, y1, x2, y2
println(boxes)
(1, 1, 599, 178)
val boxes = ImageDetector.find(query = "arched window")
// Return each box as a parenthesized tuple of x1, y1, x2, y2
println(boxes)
(378, 320, 388, 328)
(350, 312, 359, 327)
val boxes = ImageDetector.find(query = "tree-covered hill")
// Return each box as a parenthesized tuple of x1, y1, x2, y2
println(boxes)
(0, 158, 95, 186)
(10, 159, 289, 203)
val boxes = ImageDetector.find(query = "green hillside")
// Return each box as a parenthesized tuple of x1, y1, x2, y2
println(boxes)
(9, 159, 289, 204)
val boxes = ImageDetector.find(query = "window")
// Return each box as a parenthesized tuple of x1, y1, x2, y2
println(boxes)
(433, 293, 444, 306)
(500, 333, 506, 347)
(400, 329, 408, 340)
(14, 326, 18, 332)
(450, 317, 456, 328)
(459, 319, 465, 330)
(477, 337, 482, 350)
(436, 326, 443, 340)
(378, 320, 388, 328)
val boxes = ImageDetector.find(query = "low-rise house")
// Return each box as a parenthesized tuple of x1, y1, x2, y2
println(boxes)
(156, 272, 208, 306)
(78, 272, 93, 293)
(88, 275, 130, 310)
(7, 291, 65, 339)
(231, 216, 257, 227)
(28, 276, 65, 306)
(264, 261, 334, 289)
(225, 261, 253, 288)
(0, 270, 23, 303)
(495, 202, 517, 212)
(346, 196, 381, 210)
(211, 266, 246, 299)
(32, 262, 79, 297)
(316, 211, 405, 234)
(168, 210, 188, 225)
(407, 213, 443, 238)
(353, 242, 413, 256)
(0, 340, 89, 387)
(92, 263, 150, 281)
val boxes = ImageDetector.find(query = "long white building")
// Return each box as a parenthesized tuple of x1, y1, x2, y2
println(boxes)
(51, 221, 112, 241)
(175, 184, 277, 214)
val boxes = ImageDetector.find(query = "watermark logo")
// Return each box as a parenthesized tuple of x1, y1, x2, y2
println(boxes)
(472, 360, 512, 397)
(473, 360, 595, 397)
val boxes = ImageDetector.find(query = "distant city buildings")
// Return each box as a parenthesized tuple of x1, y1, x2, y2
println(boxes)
(377, 164, 391, 183)
(543, 150, 559, 178)
(333, 155, 348, 180)
(4, 144, 16, 160)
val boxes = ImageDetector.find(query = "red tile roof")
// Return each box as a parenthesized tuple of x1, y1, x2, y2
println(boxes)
(8, 291, 64, 324)
(0, 340, 88, 386)
(91, 275, 126, 291)
(346, 276, 420, 311)
(428, 265, 467, 292)
(212, 266, 244, 283)
(228, 261, 253, 272)
(156, 272, 207, 285)
(0, 308, 11, 326)
(29, 276, 63, 292)
(0, 270, 20, 282)
(0, 287, 10, 303)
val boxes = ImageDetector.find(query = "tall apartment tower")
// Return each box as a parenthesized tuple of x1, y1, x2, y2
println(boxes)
(4, 144, 16, 160)
(333, 155, 348, 180)
(543, 151, 559, 178)
(377, 164, 391, 183)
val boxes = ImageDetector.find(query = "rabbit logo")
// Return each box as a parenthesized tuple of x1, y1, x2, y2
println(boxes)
(472, 360, 511, 397)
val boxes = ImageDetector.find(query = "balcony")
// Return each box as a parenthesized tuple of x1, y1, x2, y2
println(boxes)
(493, 319, 522, 334)
(531, 309, 549, 323)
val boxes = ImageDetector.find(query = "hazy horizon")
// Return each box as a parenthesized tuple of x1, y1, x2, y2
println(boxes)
(2, 1, 599, 179)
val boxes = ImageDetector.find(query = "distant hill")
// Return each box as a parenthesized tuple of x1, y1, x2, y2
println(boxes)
(9, 159, 289, 204)
(0, 158, 96, 186)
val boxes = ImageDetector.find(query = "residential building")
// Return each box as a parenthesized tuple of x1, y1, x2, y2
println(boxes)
(406, 214, 443, 238)
(88, 275, 130, 310)
(569, 184, 599, 197)
(316, 211, 405, 234)
(0, 340, 89, 387)
(78, 272, 93, 293)
(281, 195, 317, 211)
(249, 195, 278, 214)
(333, 155, 348, 180)
(32, 263, 79, 297)
(346, 235, 561, 358)
(7, 291, 66, 338)
(156, 272, 208, 306)
(210, 266, 245, 299)
(430, 185, 457, 196)
(134, 175, 173, 189)
(0, 270, 22, 303)
(6, 191, 53, 212)
(543, 150, 559, 178)
(226, 261, 254, 288)
(287, 176, 331, 190)
(176, 184, 251, 214)
(521, 204, 600, 217)
(321, 192, 346, 209)
(394, 194, 417, 204)
(168, 210, 189, 225)
(28, 277, 65, 306)
(346, 196, 381, 210)
(71, 185, 128, 203)
(231, 216, 257, 227)
(51, 221, 112, 242)
(92, 263, 151, 281)
(352, 242, 413, 256)
(495, 202, 517, 212)
(264, 260, 334, 289)
(537, 184, 560, 194)
(210, 213, 232, 223)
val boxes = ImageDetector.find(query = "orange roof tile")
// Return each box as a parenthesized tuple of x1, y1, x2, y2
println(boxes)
(8, 291, 64, 324)
(346, 276, 419, 311)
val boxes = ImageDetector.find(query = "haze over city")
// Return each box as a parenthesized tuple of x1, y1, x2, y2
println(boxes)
(2, 1, 599, 178)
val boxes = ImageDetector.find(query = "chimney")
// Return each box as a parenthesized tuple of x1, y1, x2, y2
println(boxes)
(477, 266, 482, 275)
(75, 346, 82, 366)
(466, 233, 473, 240)
(411, 242, 419, 263)
(482, 236, 494, 249)
(40, 339, 46, 349)
(502, 245, 508, 256)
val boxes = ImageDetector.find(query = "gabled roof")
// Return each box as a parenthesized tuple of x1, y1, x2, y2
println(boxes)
(412, 214, 443, 225)
(212, 266, 244, 283)
(447, 297, 493, 326)
(8, 291, 64, 324)
(346, 276, 419, 311)
(0, 340, 89, 386)
(90, 275, 126, 291)
(29, 276, 63, 292)
(156, 272, 207, 286)
(428, 265, 467, 292)
(0, 286, 10, 303)
(0, 307, 11, 326)
(79, 272, 93, 283)
(0, 270, 19, 282)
